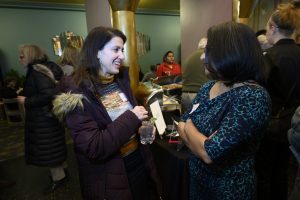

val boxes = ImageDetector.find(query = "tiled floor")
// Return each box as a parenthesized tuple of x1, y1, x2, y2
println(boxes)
(0, 120, 24, 162)
(0, 120, 82, 199)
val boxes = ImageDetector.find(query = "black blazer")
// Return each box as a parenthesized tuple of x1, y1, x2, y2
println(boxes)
(265, 39, 300, 113)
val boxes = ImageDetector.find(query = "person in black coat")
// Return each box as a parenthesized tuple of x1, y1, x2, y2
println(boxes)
(0, 76, 19, 99)
(17, 44, 68, 194)
(255, 1, 300, 200)
(0, 76, 21, 120)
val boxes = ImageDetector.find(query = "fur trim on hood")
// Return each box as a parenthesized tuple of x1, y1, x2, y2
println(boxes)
(52, 92, 85, 121)
(33, 64, 57, 83)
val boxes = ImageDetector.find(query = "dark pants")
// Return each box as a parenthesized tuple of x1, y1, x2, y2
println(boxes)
(289, 166, 300, 200)
(256, 110, 295, 200)
(124, 150, 158, 200)
(256, 137, 290, 200)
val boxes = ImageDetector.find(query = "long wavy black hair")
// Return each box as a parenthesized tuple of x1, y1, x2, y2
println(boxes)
(73, 26, 126, 85)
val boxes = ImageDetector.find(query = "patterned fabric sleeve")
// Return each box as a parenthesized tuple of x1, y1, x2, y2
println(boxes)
(204, 87, 271, 162)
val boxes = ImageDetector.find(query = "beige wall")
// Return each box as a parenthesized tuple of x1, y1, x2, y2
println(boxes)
(246, 0, 289, 32)
(180, 0, 233, 64)
(85, 0, 112, 31)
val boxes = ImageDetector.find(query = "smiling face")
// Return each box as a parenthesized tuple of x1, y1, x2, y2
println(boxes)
(97, 36, 125, 76)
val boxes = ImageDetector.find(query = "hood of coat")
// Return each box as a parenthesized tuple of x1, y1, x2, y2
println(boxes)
(32, 63, 56, 83)
(32, 61, 64, 83)
(52, 92, 86, 122)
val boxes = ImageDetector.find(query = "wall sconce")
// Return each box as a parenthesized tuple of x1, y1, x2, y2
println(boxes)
(52, 31, 84, 56)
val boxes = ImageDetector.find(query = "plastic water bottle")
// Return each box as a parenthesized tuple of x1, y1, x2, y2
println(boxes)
(139, 121, 156, 145)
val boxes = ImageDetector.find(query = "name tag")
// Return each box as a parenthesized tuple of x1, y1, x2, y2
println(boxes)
(119, 92, 128, 102)
(189, 103, 199, 114)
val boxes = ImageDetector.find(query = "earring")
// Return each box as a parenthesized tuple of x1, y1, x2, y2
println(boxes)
(97, 51, 103, 68)
(98, 58, 103, 66)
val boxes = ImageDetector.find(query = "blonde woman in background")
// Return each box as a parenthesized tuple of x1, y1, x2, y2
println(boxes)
(57, 45, 80, 76)
(17, 44, 68, 194)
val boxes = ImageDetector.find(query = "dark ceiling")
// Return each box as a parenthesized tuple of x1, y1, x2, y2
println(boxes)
(12, 0, 180, 12)
(2, 1, 256, 18)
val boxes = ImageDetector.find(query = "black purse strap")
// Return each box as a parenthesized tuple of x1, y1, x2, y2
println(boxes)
(280, 80, 297, 109)
(275, 80, 297, 118)
(265, 53, 298, 115)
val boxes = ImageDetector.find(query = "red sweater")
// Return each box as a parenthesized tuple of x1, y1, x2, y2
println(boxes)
(156, 62, 181, 77)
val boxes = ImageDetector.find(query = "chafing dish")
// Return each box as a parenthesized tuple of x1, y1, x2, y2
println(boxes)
(135, 82, 164, 107)
(161, 83, 182, 97)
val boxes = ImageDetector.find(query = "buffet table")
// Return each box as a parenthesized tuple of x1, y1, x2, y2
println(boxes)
(150, 137, 190, 200)
(137, 80, 188, 199)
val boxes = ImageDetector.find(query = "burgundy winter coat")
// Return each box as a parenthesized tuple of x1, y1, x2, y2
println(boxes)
(54, 68, 162, 200)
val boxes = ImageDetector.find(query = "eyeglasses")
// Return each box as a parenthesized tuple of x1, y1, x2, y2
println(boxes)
(204, 62, 209, 69)
(203, 51, 209, 68)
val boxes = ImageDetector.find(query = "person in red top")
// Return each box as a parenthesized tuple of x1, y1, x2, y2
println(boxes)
(156, 50, 181, 77)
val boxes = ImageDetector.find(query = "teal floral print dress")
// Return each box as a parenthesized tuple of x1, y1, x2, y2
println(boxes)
(181, 81, 271, 200)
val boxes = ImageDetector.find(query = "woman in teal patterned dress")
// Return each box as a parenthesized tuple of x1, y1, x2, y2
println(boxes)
(178, 22, 272, 200)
